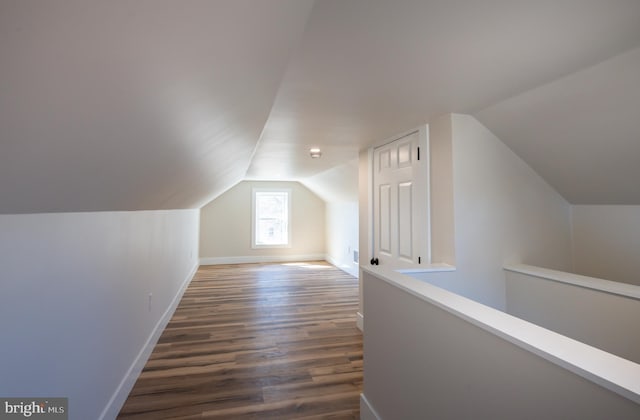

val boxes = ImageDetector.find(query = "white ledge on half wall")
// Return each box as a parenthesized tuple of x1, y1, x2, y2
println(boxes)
(395, 263, 456, 274)
(361, 265, 640, 405)
(504, 264, 640, 301)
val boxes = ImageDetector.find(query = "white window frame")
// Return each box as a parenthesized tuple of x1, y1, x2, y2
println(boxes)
(251, 187, 292, 248)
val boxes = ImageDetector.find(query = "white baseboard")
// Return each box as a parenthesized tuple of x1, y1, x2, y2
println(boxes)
(99, 262, 199, 420)
(360, 394, 382, 420)
(199, 254, 325, 265)
(357, 311, 364, 332)
(325, 254, 359, 278)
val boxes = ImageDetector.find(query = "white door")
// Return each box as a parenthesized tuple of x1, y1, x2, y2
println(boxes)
(372, 129, 429, 269)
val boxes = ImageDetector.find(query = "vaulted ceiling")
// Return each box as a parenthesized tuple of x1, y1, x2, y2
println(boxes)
(2, 0, 640, 213)
(0, 0, 314, 213)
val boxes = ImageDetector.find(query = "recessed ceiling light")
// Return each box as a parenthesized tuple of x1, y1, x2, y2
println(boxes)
(309, 148, 322, 158)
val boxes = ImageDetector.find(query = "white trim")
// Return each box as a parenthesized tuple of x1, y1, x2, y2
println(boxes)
(396, 263, 456, 274)
(356, 311, 364, 332)
(367, 147, 374, 263)
(362, 265, 640, 405)
(199, 254, 325, 265)
(99, 262, 199, 420)
(325, 254, 359, 277)
(420, 124, 432, 264)
(504, 264, 640, 301)
(360, 393, 382, 420)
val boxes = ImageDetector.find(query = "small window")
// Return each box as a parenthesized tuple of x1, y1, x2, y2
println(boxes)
(252, 188, 291, 248)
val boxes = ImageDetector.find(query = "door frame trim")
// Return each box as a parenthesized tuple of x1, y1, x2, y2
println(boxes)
(368, 124, 431, 269)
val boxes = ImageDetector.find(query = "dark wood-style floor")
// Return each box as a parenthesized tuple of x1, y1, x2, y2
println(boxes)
(118, 261, 362, 419)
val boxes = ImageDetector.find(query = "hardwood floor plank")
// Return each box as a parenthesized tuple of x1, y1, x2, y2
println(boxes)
(200, 390, 361, 419)
(118, 261, 362, 419)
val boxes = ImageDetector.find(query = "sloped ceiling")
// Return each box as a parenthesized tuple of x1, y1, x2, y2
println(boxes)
(475, 47, 640, 204)
(248, 0, 640, 204)
(2, 1, 640, 213)
(0, 0, 314, 213)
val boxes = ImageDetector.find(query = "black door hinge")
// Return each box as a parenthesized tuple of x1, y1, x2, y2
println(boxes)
(417, 147, 420, 161)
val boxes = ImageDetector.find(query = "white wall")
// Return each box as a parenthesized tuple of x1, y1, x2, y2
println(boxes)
(0, 210, 200, 420)
(303, 161, 360, 277)
(325, 201, 359, 277)
(572, 205, 640, 286)
(199, 181, 325, 264)
(429, 114, 456, 265)
(358, 149, 372, 319)
(506, 266, 640, 364)
(405, 114, 573, 309)
(362, 268, 640, 420)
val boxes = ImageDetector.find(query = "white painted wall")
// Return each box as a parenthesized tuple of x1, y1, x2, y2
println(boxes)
(402, 114, 574, 309)
(358, 149, 372, 320)
(429, 114, 456, 266)
(199, 181, 325, 264)
(325, 201, 359, 277)
(572, 205, 640, 286)
(303, 161, 359, 277)
(0, 210, 200, 420)
(506, 266, 640, 364)
(362, 268, 640, 420)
